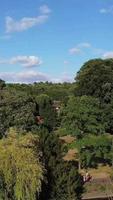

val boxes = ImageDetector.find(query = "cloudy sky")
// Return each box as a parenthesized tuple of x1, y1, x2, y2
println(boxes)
(0, 0, 113, 83)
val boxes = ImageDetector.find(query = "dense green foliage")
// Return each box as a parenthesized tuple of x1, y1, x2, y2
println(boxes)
(36, 94, 57, 132)
(60, 95, 105, 138)
(1, 58, 113, 199)
(38, 130, 83, 200)
(7, 82, 73, 102)
(0, 79, 6, 90)
(69, 134, 113, 168)
(0, 80, 83, 199)
(0, 91, 37, 137)
(75, 59, 113, 102)
(0, 128, 43, 200)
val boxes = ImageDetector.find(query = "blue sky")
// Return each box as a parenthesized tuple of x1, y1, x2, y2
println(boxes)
(0, 0, 113, 83)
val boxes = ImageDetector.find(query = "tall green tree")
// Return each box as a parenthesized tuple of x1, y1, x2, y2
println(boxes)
(74, 59, 113, 134)
(0, 79, 6, 90)
(38, 129, 83, 200)
(74, 59, 113, 103)
(0, 79, 6, 101)
(0, 91, 37, 137)
(0, 128, 43, 200)
(61, 96, 105, 138)
(36, 94, 57, 132)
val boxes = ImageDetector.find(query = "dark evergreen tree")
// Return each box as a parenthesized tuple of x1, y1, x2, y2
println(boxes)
(0, 79, 6, 90)
(38, 130, 83, 200)
(36, 94, 57, 132)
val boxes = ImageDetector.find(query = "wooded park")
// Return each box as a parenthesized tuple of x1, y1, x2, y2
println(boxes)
(1, 59, 113, 199)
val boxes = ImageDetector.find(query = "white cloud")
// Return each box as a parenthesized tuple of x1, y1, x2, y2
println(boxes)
(0, 56, 42, 68)
(51, 76, 73, 83)
(102, 51, 113, 59)
(68, 42, 110, 59)
(0, 71, 49, 83)
(6, 15, 48, 33)
(10, 56, 42, 67)
(100, 6, 113, 14)
(0, 70, 74, 83)
(39, 5, 51, 14)
(60, 73, 73, 83)
(51, 72, 74, 83)
(69, 42, 91, 55)
(69, 47, 81, 55)
(5, 5, 51, 33)
(78, 42, 91, 48)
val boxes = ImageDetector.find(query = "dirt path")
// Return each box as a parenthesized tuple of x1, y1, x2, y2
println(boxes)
(83, 177, 113, 200)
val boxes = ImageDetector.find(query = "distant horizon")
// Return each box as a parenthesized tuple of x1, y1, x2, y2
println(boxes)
(0, 0, 113, 83)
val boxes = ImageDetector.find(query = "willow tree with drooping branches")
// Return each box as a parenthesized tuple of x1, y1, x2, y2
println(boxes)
(0, 128, 44, 200)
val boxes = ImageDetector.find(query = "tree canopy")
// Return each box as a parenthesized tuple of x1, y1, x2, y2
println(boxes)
(38, 129, 83, 200)
(0, 128, 43, 200)
(2, 57, 113, 199)
(74, 59, 113, 103)
(61, 95, 105, 138)
(36, 94, 57, 132)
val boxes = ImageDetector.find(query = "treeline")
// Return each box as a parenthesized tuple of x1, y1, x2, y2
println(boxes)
(1, 58, 113, 199)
